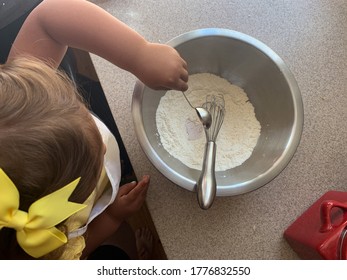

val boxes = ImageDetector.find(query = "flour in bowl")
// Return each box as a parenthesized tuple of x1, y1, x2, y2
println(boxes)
(156, 73, 261, 171)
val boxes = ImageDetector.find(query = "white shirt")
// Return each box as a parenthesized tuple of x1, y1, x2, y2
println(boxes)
(68, 115, 121, 238)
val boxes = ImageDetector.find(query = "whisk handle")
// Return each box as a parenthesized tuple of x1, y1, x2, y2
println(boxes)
(196, 141, 217, 210)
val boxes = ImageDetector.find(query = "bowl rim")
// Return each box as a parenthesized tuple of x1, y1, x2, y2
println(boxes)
(132, 28, 304, 196)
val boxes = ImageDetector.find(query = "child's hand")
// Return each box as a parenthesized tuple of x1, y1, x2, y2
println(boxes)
(134, 43, 189, 91)
(106, 175, 150, 221)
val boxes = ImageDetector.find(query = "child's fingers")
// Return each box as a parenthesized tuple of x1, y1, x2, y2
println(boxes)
(181, 68, 189, 82)
(134, 175, 150, 194)
(127, 175, 150, 200)
(118, 181, 137, 195)
(118, 175, 149, 197)
(177, 78, 188, 92)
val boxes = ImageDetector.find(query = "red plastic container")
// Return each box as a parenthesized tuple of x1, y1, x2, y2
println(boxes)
(284, 191, 347, 259)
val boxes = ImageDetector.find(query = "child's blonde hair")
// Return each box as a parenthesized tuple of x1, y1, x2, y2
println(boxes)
(0, 58, 104, 258)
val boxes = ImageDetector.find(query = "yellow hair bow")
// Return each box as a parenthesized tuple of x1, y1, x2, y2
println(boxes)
(0, 168, 86, 258)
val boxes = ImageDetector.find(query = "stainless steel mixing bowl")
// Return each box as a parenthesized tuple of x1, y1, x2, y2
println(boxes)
(132, 28, 303, 196)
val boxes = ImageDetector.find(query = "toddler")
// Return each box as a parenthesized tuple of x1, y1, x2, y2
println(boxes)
(0, 0, 188, 259)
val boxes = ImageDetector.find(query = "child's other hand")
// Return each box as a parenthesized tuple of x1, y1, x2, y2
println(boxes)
(106, 175, 150, 221)
(134, 43, 189, 91)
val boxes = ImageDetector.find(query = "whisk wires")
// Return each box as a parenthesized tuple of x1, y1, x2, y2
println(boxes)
(203, 94, 225, 141)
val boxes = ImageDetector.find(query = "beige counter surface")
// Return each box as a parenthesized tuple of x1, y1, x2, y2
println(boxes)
(89, 0, 347, 259)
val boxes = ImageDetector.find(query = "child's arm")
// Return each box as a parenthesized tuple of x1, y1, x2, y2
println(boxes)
(8, 0, 188, 91)
(81, 175, 150, 258)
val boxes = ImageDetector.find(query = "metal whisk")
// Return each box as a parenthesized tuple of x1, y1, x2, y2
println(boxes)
(196, 94, 225, 210)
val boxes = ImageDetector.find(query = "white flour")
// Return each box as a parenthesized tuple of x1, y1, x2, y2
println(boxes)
(156, 73, 261, 171)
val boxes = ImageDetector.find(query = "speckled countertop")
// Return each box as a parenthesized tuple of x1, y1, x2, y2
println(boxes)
(89, 0, 347, 259)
